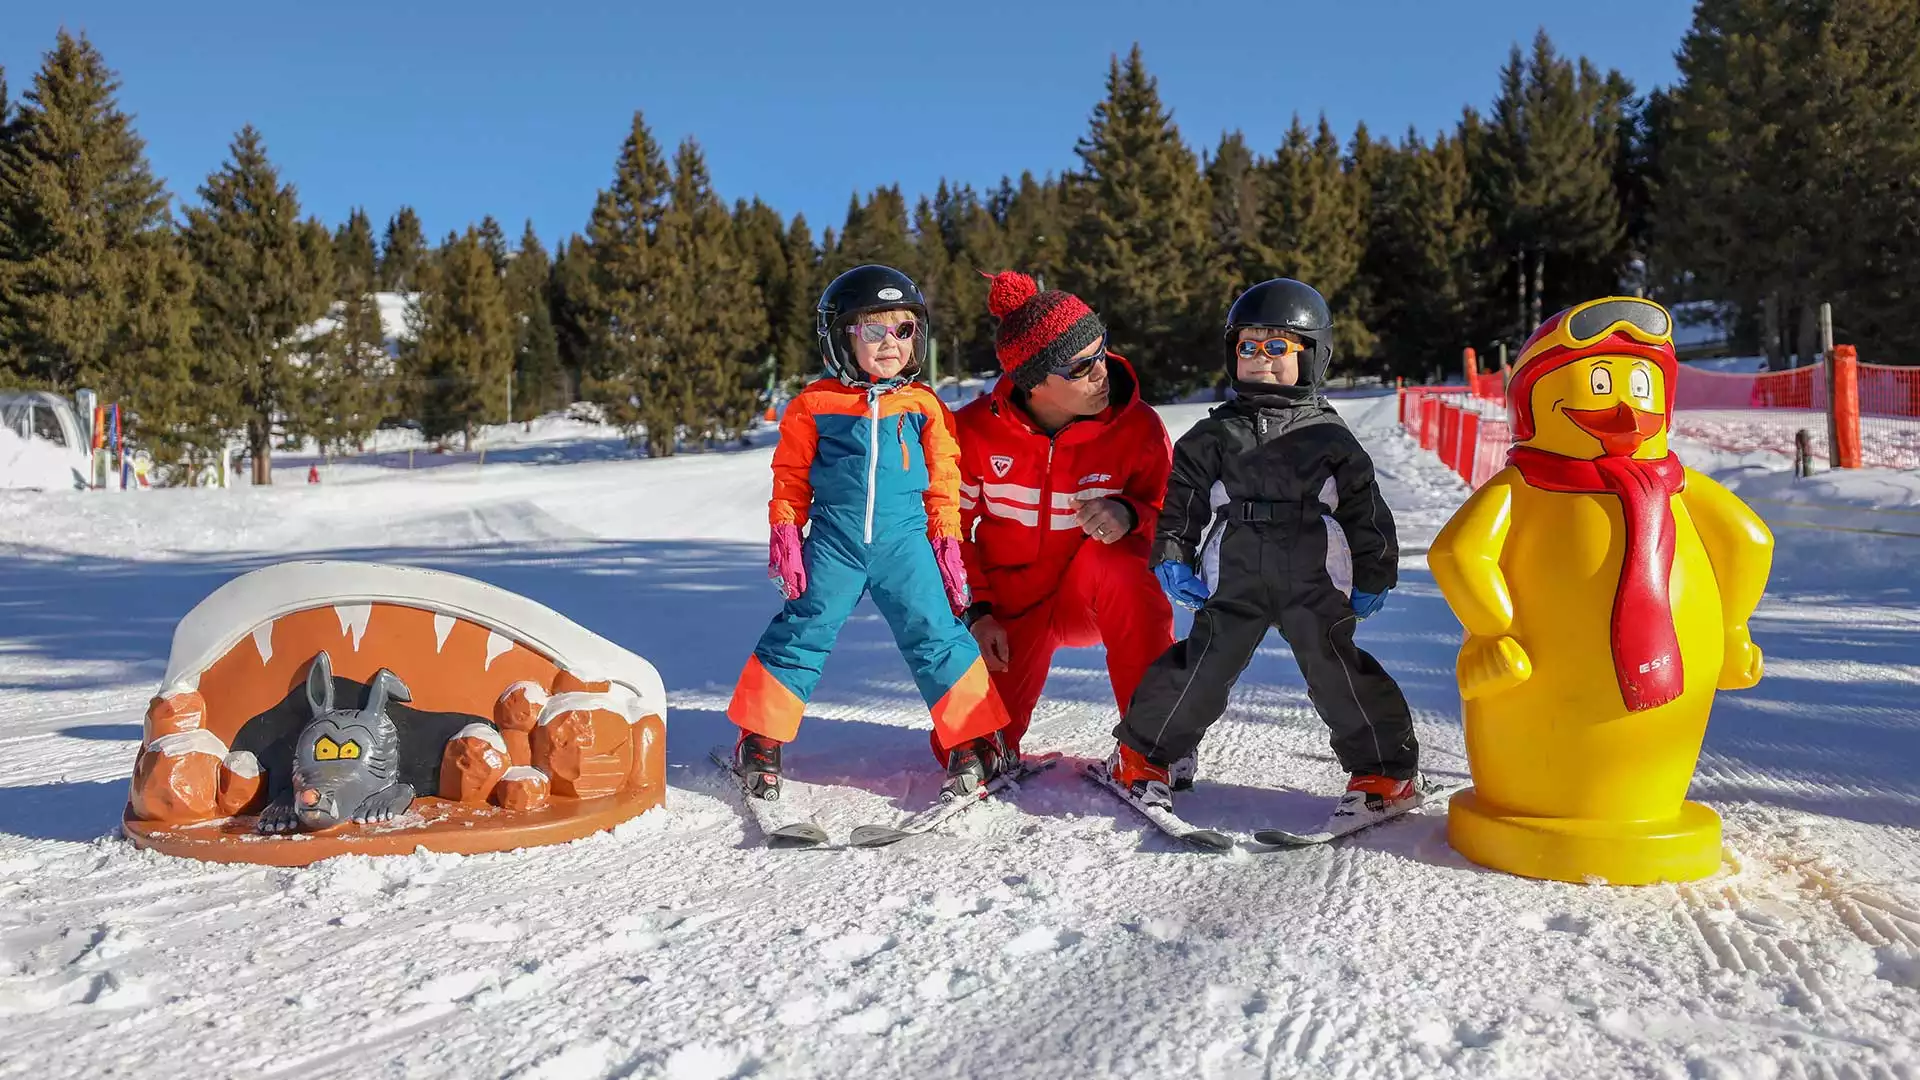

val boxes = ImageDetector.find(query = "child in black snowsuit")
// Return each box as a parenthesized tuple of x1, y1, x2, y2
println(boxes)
(1104, 278, 1421, 815)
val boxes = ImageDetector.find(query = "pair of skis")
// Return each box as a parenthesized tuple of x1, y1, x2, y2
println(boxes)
(1080, 761, 1464, 854)
(708, 746, 1062, 849)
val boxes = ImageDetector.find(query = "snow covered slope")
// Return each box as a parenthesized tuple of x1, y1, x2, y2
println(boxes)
(1, 393, 1916, 1079)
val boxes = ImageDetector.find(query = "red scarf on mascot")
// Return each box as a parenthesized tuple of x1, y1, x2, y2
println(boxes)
(1507, 447, 1688, 712)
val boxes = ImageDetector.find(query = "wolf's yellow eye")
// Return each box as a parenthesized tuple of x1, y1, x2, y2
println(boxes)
(339, 741, 361, 760)
(312, 737, 339, 761)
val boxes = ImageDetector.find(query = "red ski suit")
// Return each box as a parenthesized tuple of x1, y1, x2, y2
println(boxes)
(951, 354, 1176, 755)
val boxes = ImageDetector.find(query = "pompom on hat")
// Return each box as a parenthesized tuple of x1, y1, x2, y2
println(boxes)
(982, 270, 1106, 390)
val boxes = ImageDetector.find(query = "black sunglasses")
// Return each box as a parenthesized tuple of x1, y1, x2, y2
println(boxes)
(1051, 341, 1108, 382)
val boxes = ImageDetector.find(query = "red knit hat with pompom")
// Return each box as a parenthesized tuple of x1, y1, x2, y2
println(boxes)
(984, 270, 1107, 390)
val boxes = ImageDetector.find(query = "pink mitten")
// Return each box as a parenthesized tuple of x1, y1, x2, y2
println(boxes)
(932, 537, 970, 613)
(769, 524, 806, 600)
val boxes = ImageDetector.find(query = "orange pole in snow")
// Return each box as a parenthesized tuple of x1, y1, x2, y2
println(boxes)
(1832, 345, 1862, 469)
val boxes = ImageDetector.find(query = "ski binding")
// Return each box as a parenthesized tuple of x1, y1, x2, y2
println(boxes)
(1251, 776, 1465, 847)
(1080, 761, 1240, 853)
(708, 746, 831, 847)
(847, 751, 1063, 848)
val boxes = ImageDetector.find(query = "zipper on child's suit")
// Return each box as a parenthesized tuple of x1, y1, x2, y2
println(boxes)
(864, 388, 881, 543)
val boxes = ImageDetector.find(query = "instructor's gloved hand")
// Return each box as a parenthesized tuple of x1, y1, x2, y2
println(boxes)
(1154, 560, 1210, 611)
(769, 523, 806, 600)
(932, 537, 970, 613)
(1351, 588, 1388, 620)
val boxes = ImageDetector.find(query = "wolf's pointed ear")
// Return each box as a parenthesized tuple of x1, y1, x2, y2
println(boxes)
(364, 668, 412, 719)
(306, 651, 335, 716)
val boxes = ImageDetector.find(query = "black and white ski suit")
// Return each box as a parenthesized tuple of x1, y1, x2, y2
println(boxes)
(1115, 388, 1420, 780)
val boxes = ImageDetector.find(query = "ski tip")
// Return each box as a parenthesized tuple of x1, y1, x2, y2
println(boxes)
(1251, 829, 1330, 846)
(846, 824, 910, 848)
(767, 824, 831, 847)
(1183, 830, 1237, 853)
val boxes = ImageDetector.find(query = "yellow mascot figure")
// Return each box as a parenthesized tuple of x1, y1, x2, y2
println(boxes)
(1428, 297, 1774, 885)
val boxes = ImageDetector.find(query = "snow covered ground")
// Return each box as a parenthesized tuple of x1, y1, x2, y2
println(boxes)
(2, 392, 1918, 1080)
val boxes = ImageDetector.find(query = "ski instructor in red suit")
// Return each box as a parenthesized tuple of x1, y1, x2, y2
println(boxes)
(946, 270, 1176, 763)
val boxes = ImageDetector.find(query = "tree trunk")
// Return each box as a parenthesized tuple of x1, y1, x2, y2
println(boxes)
(1797, 297, 1821, 368)
(1530, 250, 1545, 330)
(250, 418, 272, 486)
(1763, 290, 1785, 370)
(1516, 250, 1528, 338)
(463, 425, 473, 453)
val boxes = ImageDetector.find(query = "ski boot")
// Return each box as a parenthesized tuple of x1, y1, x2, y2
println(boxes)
(1104, 743, 1173, 810)
(733, 732, 784, 801)
(941, 734, 1006, 801)
(1169, 750, 1197, 791)
(1337, 773, 1419, 817)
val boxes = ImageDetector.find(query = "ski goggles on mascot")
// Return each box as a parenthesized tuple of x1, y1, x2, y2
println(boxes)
(1507, 296, 1679, 443)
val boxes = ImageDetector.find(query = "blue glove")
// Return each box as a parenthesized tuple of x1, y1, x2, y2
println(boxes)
(1352, 588, 1388, 620)
(1154, 560, 1211, 611)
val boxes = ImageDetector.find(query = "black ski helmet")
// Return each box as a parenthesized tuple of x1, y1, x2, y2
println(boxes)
(1223, 278, 1334, 393)
(816, 264, 930, 386)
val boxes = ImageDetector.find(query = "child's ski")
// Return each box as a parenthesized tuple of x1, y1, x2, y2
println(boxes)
(1080, 761, 1240, 853)
(1250, 776, 1464, 847)
(847, 751, 1063, 848)
(708, 747, 831, 847)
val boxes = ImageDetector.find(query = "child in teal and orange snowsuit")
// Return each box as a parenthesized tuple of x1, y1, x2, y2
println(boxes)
(726, 264, 1014, 800)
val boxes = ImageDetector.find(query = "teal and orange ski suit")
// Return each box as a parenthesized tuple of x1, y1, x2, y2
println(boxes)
(727, 377, 1011, 756)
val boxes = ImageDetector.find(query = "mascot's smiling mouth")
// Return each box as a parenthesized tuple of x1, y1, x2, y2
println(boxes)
(1562, 401, 1665, 456)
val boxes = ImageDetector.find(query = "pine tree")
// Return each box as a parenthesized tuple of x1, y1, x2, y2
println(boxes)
(778, 214, 819, 381)
(1205, 132, 1261, 288)
(1340, 123, 1390, 370)
(832, 185, 916, 276)
(1364, 130, 1490, 381)
(1001, 172, 1066, 286)
(505, 220, 562, 420)
(306, 284, 388, 457)
(0, 31, 184, 399)
(1060, 44, 1216, 398)
(182, 126, 335, 485)
(380, 206, 427, 292)
(110, 219, 210, 471)
(407, 228, 513, 448)
(580, 111, 672, 443)
(732, 197, 791, 398)
(1253, 116, 1370, 365)
(951, 184, 1015, 375)
(649, 138, 766, 452)
(548, 234, 596, 401)
(1658, 0, 1920, 365)
(1474, 32, 1627, 339)
(909, 194, 952, 382)
(333, 207, 378, 294)
(477, 214, 510, 278)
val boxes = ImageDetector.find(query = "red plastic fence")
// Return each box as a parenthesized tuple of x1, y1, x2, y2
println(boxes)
(1401, 353, 1918, 476)
(1671, 363, 1828, 411)
(1859, 360, 1920, 469)
(1397, 388, 1511, 489)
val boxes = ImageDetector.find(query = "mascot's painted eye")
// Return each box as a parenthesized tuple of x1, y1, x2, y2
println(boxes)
(1630, 366, 1652, 400)
(1590, 367, 1613, 396)
(312, 737, 340, 761)
(339, 741, 362, 760)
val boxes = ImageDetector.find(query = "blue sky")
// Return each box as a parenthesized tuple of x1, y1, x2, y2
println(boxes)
(3, 1, 1694, 251)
